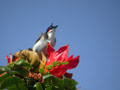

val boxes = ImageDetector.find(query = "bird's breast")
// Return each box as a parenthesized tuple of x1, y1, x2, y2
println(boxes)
(47, 37, 56, 47)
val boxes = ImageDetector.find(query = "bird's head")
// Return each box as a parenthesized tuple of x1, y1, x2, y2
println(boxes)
(46, 23, 58, 34)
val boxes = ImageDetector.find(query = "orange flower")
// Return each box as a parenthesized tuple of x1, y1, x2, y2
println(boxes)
(44, 43, 80, 78)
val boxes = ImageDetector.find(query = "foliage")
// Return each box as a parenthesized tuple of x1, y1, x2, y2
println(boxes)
(0, 60, 78, 90)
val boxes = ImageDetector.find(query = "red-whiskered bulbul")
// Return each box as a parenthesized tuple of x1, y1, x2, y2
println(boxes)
(32, 23, 58, 56)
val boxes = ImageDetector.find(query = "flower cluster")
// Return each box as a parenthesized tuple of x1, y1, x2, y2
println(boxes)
(28, 72, 43, 83)
(0, 43, 80, 90)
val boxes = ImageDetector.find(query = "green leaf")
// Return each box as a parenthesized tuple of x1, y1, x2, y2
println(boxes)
(8, 59, 31, 70)
(8, 63, 15, 69)
(43, 74, 52, 80)
(20, 62, 32, 70)
(64, 78, 78, 90)
(0, 66, 6, 74)
(52, 77, 64, 89)
(52, 61, 69, 67)
(0, 73, 9, 84)
(43, 75, 64, 90)
(60, 61, 69, 65)
(0, 66, 12, 75)
(46, 65, 53, 70)
(15, 59, 25, 65)
(7, 59, 32, 77)
(46, 61, 69, 71)
(43, 75, 54, 89)
(39, 68, 44, 74)
(45, 86, 52, 90)
(0, 76, 27, 90)
(11, 71, 19, 75)
(52, 61, 59, 67)
(24, 78, 36, 90)
(7, 86, 19, 90)
(14, 66, 28, 77)
(15, 59, 31, 68)
(35, 82, 43, 90)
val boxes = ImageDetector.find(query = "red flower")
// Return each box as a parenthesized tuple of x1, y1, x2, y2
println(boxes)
(5, 53, 20, 64)
(0, 72, 6, 77)
(0, 74, 2, 77)
(5, 54, 12, 64)
(44, 43, 80, 78)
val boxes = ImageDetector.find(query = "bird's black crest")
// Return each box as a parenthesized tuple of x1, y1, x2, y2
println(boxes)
(46, 23, 58, 33)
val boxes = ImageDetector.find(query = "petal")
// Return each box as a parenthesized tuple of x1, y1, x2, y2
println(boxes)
(45, 44, 69, 66)
(5, 55, 11, 63)
(55, 45, 69, 62)
(67, 55, 80, 69)
(46, 42, 55, 57)
(49, 65, 68, 77)
(68, 55, 74, 59)
(64, 72, 73, 79)
(56, 44, 69, 55)
(49, 55, 80, 77)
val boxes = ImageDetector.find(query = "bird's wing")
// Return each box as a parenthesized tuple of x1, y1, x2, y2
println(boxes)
(54, 38, 56, 47)
(34, 33, 44, 44)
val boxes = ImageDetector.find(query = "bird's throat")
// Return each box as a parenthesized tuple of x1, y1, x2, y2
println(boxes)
(48, 32, 55, 40)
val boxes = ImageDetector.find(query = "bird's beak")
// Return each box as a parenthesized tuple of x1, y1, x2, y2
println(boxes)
(54, 25, 58, 29)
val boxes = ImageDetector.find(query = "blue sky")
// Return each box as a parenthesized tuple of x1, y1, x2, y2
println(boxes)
(0, 0, 120, 90)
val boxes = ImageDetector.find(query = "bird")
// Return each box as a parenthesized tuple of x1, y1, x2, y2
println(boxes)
(32, 23, 58, 57)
